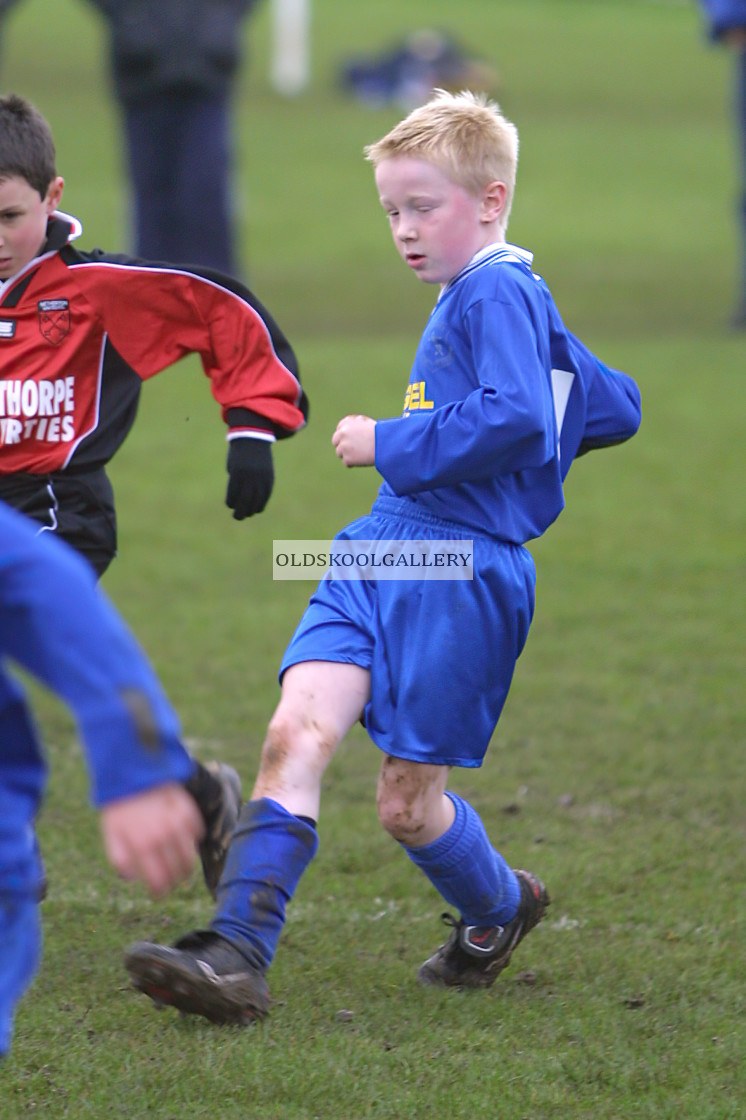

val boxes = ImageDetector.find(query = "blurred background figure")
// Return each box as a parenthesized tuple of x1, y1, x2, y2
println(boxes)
(86, 0, 262, 276)
(339, 28, 498, 111)
(0, 0, 19, 63)
(699, 0, 746, 327)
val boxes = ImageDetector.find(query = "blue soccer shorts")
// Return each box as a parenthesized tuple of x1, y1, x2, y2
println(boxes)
(280, 496, 536, 768)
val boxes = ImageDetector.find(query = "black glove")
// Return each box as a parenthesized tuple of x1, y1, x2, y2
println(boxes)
(225, 436, 274, 520)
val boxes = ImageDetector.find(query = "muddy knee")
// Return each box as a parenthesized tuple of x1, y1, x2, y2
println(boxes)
(258, 708, 338, 788)
(376, 760, 430, 844)
(376, 755, 451, 845)
(377, 787, 430, 844)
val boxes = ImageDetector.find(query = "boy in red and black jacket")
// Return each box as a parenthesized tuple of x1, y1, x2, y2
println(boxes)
(0, 92, 309, 895)
(0, 92, 307, 575)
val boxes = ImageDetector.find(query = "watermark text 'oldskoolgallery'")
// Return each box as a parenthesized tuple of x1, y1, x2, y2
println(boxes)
(273, 540, 474, 580)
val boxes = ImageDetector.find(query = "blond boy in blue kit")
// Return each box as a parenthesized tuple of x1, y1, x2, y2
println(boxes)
(124, 91, 641, 1024)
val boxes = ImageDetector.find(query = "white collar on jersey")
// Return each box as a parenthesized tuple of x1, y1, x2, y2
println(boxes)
(439, 240, 534, 299)
(51, 210, 84, 243)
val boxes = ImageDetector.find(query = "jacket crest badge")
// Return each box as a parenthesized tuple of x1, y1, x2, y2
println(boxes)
(38, 298, 70, 345)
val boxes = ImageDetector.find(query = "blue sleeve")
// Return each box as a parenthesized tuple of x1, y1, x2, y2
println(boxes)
(0, 503, 195, 806)
(375, 296, 556, 494)
(566, 333, 642, 456)
(698, 0, 746, 38)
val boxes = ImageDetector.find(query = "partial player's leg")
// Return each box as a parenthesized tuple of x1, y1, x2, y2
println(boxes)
(0, 895, 41, 1058)
(367, 526, 548, 988)
(735, 44, 746, 326)
(377, 755, 549, 989)
(182, 758, 242, 898)
(0, 675, 45, 1056)
(125, 660, 370, 1023)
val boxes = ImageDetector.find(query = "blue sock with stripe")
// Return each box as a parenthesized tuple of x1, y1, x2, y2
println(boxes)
(211, 798, 318, 971)
(403, 791, 520, 926)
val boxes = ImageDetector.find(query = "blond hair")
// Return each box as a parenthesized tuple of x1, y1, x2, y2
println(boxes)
(364, 89, 519, 227)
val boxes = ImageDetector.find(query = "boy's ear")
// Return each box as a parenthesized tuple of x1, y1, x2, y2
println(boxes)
(44, 176, 65, 214)
(481, 180, 506, 224)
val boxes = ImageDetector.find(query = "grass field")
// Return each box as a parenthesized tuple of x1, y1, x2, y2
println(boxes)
(1, 1, 745, 1117)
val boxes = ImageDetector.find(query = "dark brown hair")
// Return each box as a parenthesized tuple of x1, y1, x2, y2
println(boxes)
(0, 93, 57, 198)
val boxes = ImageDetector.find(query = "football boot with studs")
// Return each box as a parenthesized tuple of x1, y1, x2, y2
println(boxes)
(417, 868, 550, 989)
(125, 930, 269, 1025)
(197, 761, 242, 898)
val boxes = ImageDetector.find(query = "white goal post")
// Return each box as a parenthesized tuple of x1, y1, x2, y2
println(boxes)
(269, 0, 311, 96)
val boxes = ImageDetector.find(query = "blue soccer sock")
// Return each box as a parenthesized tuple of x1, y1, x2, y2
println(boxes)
(211, 797, 319, 971)
(403, 791, 521, 927)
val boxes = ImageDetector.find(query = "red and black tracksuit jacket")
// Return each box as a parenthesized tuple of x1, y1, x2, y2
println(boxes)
(0, 212, 307, 572)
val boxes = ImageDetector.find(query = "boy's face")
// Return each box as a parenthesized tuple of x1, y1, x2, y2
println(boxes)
(0, 174, 64, 281)
(375, 157, 505, 287)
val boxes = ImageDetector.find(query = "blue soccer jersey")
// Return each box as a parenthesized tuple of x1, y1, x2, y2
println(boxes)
(375, 244, 641, 543)
(282, 243, 641, 768)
